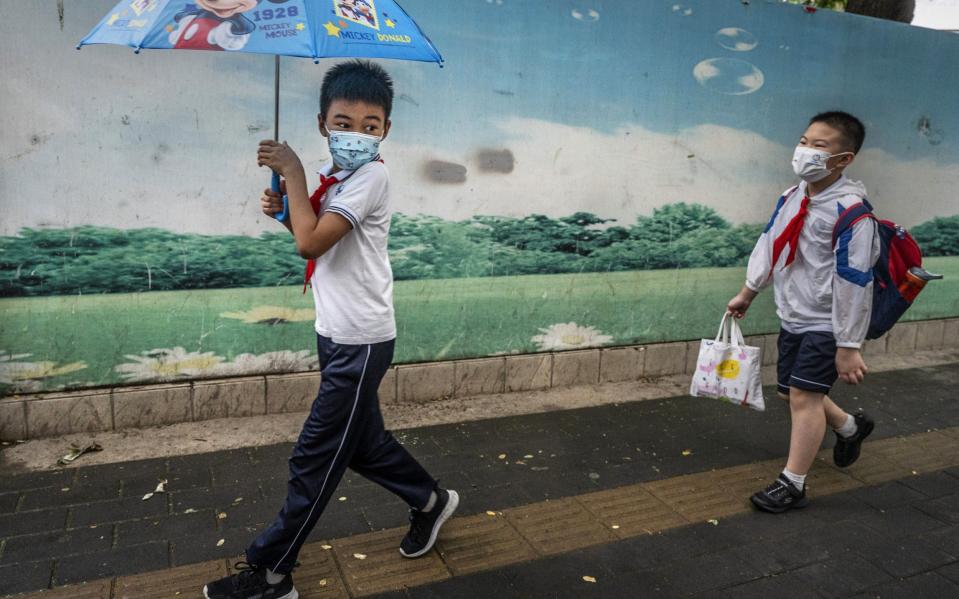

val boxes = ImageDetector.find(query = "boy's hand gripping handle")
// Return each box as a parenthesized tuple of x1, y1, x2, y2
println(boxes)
(271, 171, 290, 222)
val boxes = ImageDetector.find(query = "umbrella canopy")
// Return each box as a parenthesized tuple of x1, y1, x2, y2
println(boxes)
(78, 0, 442, 64)
(78, 0, 442, 222)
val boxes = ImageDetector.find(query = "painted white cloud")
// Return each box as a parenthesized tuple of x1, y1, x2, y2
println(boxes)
(4, 113, 958, 237)
(384, 117, 959, 229)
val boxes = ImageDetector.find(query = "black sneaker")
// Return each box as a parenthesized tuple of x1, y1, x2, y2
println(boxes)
(399, 488, 459, 558)
(203, 562, 298, 599)
(750, 475, 809, 513)
(833, 411, 875, 468)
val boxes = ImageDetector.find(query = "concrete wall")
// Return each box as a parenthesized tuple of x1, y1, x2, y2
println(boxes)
(1, 0, 958, 396)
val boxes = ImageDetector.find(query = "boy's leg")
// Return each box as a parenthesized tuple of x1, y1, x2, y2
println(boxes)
(823, 395, 850, 430)
(349, 391, 460, 558)
(786, 332, 875, 467)
(244, 337, 390, 574)
(348, 397, 436, 509)
(782, 391, 872, 463)
(751, 330, 830, 513)
(784, 387, 828, 476)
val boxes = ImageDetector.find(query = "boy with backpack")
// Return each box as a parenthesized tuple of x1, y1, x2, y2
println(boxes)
(726, 111, 880, 512)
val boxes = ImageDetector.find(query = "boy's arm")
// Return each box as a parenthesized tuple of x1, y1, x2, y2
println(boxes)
(284, 169, 353, 258)
(832, 216, 878, 349)
(727, 195, 785, 317)
(745, 193, 790, 295)
(832, 216, 878, 384)
(258, 140, 352, 259)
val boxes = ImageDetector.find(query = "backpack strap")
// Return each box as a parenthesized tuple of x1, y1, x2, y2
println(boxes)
(832, 200, 875, 248)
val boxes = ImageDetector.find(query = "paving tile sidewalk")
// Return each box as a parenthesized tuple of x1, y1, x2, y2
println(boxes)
(1, 363, 957, 596)
(377, 467, 959, 599)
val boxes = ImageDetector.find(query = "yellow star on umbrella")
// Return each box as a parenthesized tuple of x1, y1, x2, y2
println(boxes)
(295, 22, 305, 31)
(323, 21, 341, 36)
(385, 18, 396, 28)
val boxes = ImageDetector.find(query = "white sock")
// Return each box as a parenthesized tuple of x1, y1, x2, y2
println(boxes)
(421, 491, 438, 513)
(782, 469, 806, 491)
(265, 569, 285, 585)
(835, 414, 858, 439)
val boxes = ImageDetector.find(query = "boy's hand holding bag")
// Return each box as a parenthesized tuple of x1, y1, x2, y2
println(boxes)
(689, 313, 765, 411)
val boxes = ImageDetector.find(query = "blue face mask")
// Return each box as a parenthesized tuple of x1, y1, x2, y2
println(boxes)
(328, 130, 381, 170)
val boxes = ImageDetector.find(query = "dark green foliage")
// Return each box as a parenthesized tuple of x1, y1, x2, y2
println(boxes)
(912, 216, 959, 257)
(2, 207, 953, 296)
(0, 227, 302, 296)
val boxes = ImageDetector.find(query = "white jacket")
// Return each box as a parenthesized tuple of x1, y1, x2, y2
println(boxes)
(746, 175, 879, 349)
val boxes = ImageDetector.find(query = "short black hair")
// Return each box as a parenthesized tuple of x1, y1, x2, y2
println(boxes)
(809, 111, 866, 154)
(320, 60, 394, 120)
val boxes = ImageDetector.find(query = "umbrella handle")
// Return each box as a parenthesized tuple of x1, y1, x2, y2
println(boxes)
(271, 171, 289, 222)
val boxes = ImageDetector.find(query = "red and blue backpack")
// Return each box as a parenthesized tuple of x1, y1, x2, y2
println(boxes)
(831, 200, 925, 339)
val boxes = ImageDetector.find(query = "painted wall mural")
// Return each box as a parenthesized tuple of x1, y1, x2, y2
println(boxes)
(2, 0, 958, 394)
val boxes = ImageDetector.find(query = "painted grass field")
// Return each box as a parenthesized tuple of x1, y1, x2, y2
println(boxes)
(2, 257, 958, 393)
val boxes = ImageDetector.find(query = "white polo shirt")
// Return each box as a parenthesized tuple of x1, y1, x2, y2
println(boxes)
(310, 160, 396, 345)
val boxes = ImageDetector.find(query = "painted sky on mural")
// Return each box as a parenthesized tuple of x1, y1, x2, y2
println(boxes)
(2, 0, 958, 236)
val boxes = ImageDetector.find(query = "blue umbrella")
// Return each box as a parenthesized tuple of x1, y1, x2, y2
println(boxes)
(79, 0, 442, 220)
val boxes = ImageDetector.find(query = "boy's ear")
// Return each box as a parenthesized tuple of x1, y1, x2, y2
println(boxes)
(381, 119, 392, 141)
(318, 113, 329, 138)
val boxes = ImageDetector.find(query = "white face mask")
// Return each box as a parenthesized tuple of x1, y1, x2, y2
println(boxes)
(792, 146, 851, 182)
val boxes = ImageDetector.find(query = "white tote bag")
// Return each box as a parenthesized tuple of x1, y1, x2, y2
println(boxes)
(689, 313, 765, 411)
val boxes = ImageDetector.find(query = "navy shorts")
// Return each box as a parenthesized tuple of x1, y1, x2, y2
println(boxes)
(776, 329, 838, 395)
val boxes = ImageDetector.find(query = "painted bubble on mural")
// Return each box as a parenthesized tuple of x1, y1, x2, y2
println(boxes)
(571, 8, 600, 22)
(714, 27, 758, 52)
(692, 57, 765, 95)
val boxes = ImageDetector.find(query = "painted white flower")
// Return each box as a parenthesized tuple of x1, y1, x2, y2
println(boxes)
(212, 350, 316, 375)
(220, 306, 315, 325)
(115, 347, 225, 382)
(0, 351, 87, 390)
(531, 322, 614, 351)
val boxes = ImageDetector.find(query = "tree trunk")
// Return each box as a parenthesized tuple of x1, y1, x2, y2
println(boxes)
(845, 0, 915, 23)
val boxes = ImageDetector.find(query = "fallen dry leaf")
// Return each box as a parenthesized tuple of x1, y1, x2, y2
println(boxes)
(498, 454, 507, 460)
(681, 449, 693, 456)
(218, 512, 228, 520)
(707, 519, 719, 526)
(353, 553, 367, 560)
(523, 454, 534, 459)
(318, 579, 328, 587)
(582, 576, 597, 583)
(321, 544, 333, 550)
(338, 496, 347, 502)
(486, 511, 497, 516)
(183, 508, 198, 514)
(611, 525, 620, 529)
(216, 539, 225, 547)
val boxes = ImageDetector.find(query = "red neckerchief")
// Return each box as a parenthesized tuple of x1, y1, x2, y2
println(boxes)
(770, 194, 811, 276)
(302, 173, 339, 293)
